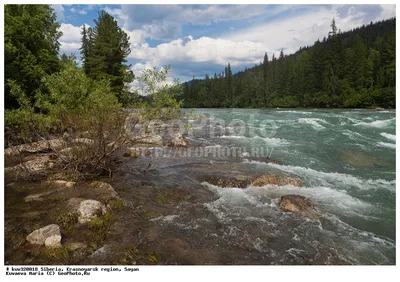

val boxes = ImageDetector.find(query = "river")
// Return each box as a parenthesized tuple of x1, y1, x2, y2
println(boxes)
(5, 108, 396, 265)
(109, 108, 396, 265)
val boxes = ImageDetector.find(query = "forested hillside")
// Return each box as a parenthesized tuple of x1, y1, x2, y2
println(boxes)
(181, 18, 396, 108)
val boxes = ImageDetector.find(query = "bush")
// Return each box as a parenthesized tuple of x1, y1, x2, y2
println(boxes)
(5, 63, 187, 179)
(41, 65, 130, 178)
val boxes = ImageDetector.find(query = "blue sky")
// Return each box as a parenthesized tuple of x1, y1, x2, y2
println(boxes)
(52, 4, 395, 86)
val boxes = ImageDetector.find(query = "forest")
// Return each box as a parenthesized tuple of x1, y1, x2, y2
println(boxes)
(180, 18, 396, 108)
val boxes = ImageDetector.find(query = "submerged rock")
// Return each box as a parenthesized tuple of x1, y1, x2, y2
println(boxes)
(24, 180, 75, 202)
(204, 176, 251, 188)
(78, 199, 107, 223)
(340, 150, 387, 168)
(251, 175, 302, 187)
(26, 224, 62, 247)
(88, 181, 119, 201)
(279, 194, 320, 219)
(165, 133, 190, 147)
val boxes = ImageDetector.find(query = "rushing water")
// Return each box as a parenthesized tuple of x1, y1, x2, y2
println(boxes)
(6, 109, 395, 265)
(115, 108, 396, 265)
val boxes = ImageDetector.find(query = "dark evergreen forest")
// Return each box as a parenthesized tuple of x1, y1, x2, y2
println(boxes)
(180, 18, 396, 108)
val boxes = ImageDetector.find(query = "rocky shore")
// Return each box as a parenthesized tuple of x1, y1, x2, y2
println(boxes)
(5, 121, 325, 265)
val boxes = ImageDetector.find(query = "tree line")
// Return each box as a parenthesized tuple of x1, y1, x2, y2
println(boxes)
(181, 18, 396, 108)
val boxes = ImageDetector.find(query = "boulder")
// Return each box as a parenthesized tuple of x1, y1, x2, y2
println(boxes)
(204, 176, 251, 188)
(26, 224, 62, 246)
(165, 133, 190, 147)
(78, 200, 107, 223)
(44, 235, 62, 247)
(279, 194, 320, 220)
(251, 174, 302, 187)
(88, 181, 119, 201)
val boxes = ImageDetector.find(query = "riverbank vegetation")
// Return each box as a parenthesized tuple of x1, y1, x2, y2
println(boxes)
(181, 18, 396, 108)
(5, 5, 183, 178)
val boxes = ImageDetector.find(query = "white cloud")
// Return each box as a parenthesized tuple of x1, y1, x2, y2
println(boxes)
(70, 7, 76, 13)
(58, 23, 90, 57)
(107, 5, 269, 40)
(78, 10, 88, 15)
(124, 29, 146, 45)
(59, 23, 82, 43)
(225, 4, 396, 56)
(130, 36, 270, 67)
(51, 4, 65, 21)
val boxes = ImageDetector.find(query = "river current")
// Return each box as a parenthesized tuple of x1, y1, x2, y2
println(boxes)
(118, 108, 395, 265)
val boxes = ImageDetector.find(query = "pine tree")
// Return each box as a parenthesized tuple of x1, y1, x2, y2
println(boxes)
(82, 10, 134, 104)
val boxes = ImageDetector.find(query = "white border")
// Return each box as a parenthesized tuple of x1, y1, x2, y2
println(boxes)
(0, 1, 398, 281)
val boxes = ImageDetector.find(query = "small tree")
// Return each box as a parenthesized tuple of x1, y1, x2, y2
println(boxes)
(138, 65, 183, 121)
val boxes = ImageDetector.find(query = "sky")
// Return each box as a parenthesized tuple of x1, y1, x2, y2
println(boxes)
(52, 4, 396, 86)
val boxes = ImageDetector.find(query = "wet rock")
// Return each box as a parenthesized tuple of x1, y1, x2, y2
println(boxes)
(6, 155, 54, 179)
(134, 134, 163, 145)
(24, 180, 75, 202)
(279, 195, 320, 219)
(4, 139, 66, 157)
(88, 181, 119, 201)
(340, 150, 387, 168)
(259, 157, 281, 165)
(123, 149, 141, 158)
(26, 224, 61, 246)
(204, 176, 251, 188)
(235, 175, 248, 181)
(251, 175, 302, 187)
(165, 133, 190, 147)
(78, 200, 107, 224)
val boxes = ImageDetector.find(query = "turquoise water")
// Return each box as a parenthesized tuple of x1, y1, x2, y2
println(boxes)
(142, 108, 395, 264)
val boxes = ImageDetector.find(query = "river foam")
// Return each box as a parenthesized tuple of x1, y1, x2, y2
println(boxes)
(354, 118, 395, 128)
